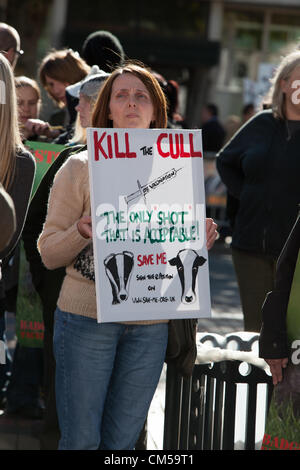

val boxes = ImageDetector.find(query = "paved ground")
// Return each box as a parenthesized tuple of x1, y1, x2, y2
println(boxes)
(0, 241, 245, 450)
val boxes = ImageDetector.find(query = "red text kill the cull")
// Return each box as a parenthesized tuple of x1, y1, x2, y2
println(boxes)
(93, 131, 202, 161)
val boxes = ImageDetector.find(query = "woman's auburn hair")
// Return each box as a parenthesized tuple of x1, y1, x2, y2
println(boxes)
(39, 48, 90, 104)
(0, 54, 24, 190)
(92, 62, 168, 129)
(268, 49, 300, 120)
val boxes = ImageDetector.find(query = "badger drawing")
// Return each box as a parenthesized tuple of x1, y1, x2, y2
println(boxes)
(104, 251, 134, 305)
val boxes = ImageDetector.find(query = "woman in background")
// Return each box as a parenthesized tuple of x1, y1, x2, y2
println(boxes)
(38, 62, 218, 450)
(68, 69, 109, 145)
(21, 69, 109, 447)
(15, 76, 59, 141)
(0, 56, 35, 263)
(217, 49, 300, 332)
(0, 54, 35, 412)
(38, 49, 90, 142)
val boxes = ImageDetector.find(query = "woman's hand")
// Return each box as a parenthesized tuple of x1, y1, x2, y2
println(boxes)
(77, 215, 92, 239)
(264, 358, 288, 385)
(206, 218, 218, 250)
(24, 119, 60, 139)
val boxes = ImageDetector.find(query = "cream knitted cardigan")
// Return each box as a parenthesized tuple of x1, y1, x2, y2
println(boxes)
(38, 150, 168, 325)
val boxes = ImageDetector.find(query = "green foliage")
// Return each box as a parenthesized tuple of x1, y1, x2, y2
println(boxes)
(264, 396, 300, 449)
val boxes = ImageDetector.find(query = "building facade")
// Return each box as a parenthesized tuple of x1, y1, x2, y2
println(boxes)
(47, 0, 300, 126)
(209, 0, 300, 121)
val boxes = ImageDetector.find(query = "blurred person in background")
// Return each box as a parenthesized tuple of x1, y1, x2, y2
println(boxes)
(67, 68, 109, 145)
(38, 49, 90, 143)
(81, 30, 125, 72)
(0, 22, 22, 70)
(21, 69, 109, 449)
(201, 103, 226, 153)
(223, 114, 242, 144)
(217, 50, 300, 332)
(241, 102, 255, 124)
(0, 54, 35, 414)
(15, 76, 60, 141)
(225, 104, 257, 237)
(151, 71, 185, 129)
(3, 76, 58, 421)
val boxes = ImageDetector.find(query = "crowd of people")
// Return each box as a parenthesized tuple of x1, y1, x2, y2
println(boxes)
(0, 22, 218, 450)
(0, 18, 299, 450)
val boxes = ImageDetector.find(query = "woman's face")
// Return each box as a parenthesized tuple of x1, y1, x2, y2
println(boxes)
(44, 75, 70, 105)
(109, 73, 155, 129)
(75, 94, 92, 128)
(17, 86, 39, 123)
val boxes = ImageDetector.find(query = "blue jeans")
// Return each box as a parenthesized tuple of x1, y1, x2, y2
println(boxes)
(53, 307, 168, 450)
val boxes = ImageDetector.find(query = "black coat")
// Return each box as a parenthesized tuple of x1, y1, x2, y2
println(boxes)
(216, 110, 300, 258)
(0, 150, 35, 312)
(259, 213, 300, 359)
(0, 150, 35, 261)
(202, 118, 226, 153)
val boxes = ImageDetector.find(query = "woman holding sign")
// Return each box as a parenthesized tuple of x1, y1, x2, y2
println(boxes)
(38, 63, 217, 450)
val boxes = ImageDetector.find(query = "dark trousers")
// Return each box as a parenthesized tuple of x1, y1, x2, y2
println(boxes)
(232, 248, 277, 332)
(6, 343, 43, 410)
(37, 269, 65, 450)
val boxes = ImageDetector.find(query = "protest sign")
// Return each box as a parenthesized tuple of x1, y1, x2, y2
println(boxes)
(25, 140, 65, 198)
(87, 128, 211, 323)
(16, 243, 44, 347)
(15, 141, 65, 347)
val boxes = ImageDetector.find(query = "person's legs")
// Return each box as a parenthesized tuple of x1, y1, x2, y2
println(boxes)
(232, 248, 277, 332)
(5, 343, 43, 416)
(0, 310, 12, 409)
(100, 323, 168, 450)
(39, 305, 60, 449)
(53, 308, 124, 450)
(38, 269, 65, 449)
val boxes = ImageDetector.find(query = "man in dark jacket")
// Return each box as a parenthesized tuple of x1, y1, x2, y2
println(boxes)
(201, 103, 226, 153)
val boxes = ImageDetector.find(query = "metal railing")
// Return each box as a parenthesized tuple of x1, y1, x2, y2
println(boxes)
(163, 332, 273, 450)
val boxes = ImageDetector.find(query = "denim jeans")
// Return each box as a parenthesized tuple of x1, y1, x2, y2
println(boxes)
(53, 307, 168, 450)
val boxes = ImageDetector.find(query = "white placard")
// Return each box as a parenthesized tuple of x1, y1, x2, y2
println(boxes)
(87, 128, 211, 323)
